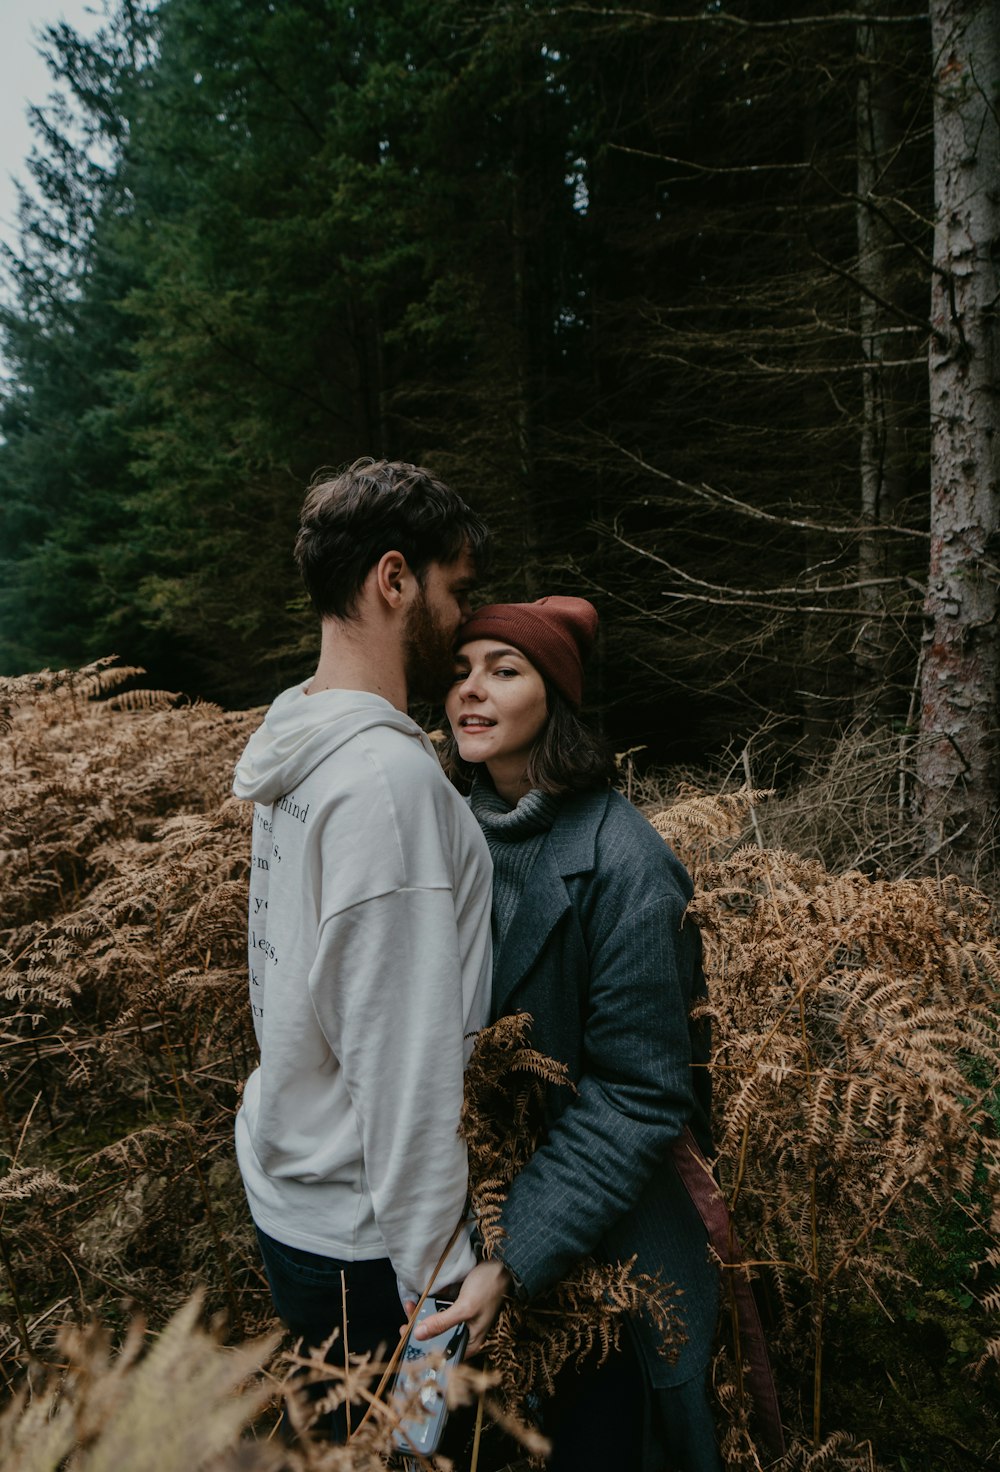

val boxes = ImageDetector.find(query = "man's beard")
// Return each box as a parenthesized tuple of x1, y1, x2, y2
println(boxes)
(403, 589, 456, 703)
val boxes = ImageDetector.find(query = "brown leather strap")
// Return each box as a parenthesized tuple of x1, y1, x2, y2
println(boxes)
(672, 1126, 786, 1459)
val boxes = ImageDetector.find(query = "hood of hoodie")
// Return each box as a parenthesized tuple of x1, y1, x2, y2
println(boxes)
(232, 684, 428, 805)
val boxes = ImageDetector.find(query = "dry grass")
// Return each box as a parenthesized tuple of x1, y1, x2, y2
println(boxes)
(633, 723, 1000, 884)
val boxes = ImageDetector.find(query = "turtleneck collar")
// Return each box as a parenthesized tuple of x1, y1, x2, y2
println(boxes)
(469, 771, 561, 841)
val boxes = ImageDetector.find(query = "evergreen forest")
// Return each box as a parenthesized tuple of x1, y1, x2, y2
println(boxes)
(1, 0, 997, 868)
(2, 5, 1000, 1468)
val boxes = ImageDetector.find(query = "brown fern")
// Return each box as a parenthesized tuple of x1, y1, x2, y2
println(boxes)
(3, 671, 1000, 1469)
(462, 1015, 686, 1420)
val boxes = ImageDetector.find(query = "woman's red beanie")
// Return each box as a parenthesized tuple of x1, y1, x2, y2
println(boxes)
(457, 596, 598, 707)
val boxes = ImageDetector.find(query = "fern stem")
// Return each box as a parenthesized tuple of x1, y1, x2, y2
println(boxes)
(812, 1276, 824, 1449)
(341, 1269, 351, 1441)
(0, 1076, 18, 1157)
(30, 1038, 57, 1135)
(352, 1216, 466, 1440)
(800, 979, 823, 1449)
(741, 747, 766, 850)
(470, 1383, 485, 1472)
(0, 1222, 33, 1359)
(728, 1114, 752, 1215)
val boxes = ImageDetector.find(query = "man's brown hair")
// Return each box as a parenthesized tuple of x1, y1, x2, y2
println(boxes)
(295, 457, 489, 619)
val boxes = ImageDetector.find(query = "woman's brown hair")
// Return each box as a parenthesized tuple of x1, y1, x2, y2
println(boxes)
(441, 681, 616, 795)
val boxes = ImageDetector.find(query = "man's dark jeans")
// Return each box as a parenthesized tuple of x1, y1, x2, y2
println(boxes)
(255, 1225, 402, 1442)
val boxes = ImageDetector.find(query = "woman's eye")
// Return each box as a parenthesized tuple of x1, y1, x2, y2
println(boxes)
(494, 667, 518, 678)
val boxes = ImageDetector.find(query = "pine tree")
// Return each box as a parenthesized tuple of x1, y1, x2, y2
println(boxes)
(916, 0, 1000, 869)
(0, 5, 158, 675)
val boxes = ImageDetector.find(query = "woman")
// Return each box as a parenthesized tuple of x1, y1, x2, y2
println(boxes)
(416, 596, 722, 1472)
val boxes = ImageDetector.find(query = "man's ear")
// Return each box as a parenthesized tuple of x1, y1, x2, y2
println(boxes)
(373, 550, 410, 609)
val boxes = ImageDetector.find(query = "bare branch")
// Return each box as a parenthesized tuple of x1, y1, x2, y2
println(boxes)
(607, 143, 812, 176)
(746, 355, 927, 375)
(559, 6, 928, 28)
(854, 191, 939, 279)
(595, 437, 930, 540)
(601, 527, 922, 618)
(809, 243, 946, 347)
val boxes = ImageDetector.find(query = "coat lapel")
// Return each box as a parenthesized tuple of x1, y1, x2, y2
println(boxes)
(490, 789, 611, 1017)
(491, 840, 570, 1017)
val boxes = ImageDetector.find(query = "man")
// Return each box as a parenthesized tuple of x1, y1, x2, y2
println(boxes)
(232, 457, 493, 1437)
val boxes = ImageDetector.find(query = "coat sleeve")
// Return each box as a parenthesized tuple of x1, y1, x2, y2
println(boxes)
(496, 843, 700, 1300)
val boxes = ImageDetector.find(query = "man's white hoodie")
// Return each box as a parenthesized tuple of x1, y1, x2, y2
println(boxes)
(232, 683, 492, 1300)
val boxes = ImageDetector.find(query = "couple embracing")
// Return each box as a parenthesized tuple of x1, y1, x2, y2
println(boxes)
(232, 458, 722, 1471)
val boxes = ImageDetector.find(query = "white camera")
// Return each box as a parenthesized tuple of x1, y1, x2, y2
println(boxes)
(391, 1297, 469, 1457)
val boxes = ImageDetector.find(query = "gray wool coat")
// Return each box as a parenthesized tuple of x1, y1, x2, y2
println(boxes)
(491, 786, 718, 1390)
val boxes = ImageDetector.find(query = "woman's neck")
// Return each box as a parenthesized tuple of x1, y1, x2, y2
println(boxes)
(485, 759, 531, 805)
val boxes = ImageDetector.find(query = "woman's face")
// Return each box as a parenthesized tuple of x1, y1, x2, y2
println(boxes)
(446, 638, 549, 778)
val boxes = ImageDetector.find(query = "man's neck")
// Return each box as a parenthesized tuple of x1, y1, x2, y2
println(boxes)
(305, 619, 408, 711)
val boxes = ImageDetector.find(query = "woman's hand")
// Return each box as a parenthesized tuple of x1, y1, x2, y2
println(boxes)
(404, 1260, 513, 1357)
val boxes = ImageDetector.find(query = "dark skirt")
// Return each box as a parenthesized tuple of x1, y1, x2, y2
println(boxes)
(543, 1326, 722, 1472)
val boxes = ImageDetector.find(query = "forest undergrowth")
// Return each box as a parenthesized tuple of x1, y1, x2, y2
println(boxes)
(1, 663, 999, 1470)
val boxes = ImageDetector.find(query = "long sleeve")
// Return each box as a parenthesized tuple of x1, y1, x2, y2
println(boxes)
(497, 839, 700, 1299)
(310, 882, 477, 1298)
(234, 701, 491, 1295)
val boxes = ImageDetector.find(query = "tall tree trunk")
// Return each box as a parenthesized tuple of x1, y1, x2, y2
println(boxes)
(798, 96, 841, 753)
(916, 0, 1000, 869)
(512, 52, 539, 598)
(854, 2, 907, 723)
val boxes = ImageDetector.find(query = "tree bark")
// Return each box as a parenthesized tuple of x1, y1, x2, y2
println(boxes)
(916, 0, 1000, 870)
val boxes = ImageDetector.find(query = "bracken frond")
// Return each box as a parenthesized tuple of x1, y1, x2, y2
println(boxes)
(646, 785, 775, 878)
(2, 672, 999, 1469)
(462, 1016, 686, 1420)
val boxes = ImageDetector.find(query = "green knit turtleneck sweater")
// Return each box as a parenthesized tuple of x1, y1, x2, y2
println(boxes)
(469, 775, 561, 950)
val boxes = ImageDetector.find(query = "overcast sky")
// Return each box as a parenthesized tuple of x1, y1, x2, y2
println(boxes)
(0, 0, 105, 258)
